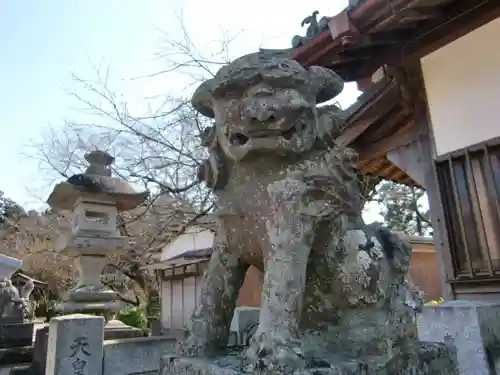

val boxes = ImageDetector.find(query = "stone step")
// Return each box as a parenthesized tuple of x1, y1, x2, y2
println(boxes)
(0, 364, 30, 375)
(0, 347, 33, 366)
(0, 324, 34, 349)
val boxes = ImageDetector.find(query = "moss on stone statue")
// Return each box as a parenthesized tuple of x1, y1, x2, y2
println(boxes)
(162, 51, 459, 375)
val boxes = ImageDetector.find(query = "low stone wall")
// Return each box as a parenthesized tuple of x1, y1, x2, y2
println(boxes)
(103, 336, 177, 375)
(42, 315, 177, 375)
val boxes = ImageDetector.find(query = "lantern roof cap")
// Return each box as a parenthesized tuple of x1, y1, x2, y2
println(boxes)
(46, 150, 149, 211)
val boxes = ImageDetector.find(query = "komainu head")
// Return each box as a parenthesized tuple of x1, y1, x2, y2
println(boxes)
(191, 52, 344, 161)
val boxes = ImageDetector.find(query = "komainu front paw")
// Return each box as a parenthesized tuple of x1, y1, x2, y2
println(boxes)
(246, 331, 306, 374)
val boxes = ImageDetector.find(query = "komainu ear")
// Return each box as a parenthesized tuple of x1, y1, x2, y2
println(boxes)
(307, 66, 344, 104)
(191, 79, 216, 118)
(199, 125, 218, 148)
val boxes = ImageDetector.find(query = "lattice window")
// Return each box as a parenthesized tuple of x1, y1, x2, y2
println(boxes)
(436, 141, 500, 279)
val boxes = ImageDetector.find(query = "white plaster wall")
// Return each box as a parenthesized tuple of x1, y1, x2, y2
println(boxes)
(421, 17, 500, 156)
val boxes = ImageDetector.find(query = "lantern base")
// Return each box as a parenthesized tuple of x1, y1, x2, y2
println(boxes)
(55, 300, 127, 315)
(66, 285, 121, 303)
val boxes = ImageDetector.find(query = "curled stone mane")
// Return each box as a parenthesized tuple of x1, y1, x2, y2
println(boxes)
(317, 145, 361, 218)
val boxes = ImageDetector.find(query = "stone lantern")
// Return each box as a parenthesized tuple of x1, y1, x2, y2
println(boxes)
(46, 150, 149, 315)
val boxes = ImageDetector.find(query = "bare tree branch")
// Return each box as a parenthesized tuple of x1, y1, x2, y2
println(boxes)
(23, 20, 234, 307)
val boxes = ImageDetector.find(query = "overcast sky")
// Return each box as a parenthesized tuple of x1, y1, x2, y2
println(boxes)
(1, 0, 369, 212)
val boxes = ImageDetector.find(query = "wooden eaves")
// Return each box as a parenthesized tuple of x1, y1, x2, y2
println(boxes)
(292, 0, 500, 186)
(291, 0, 500, 81)
(338, 75, 420, 186)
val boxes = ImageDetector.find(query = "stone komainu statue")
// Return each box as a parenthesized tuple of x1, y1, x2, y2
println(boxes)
(171, 52, 455, 375)
(0, 277, 34, 322)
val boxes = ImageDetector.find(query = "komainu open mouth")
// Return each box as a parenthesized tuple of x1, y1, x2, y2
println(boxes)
(229, 133, 249, 145)
(228, 122, 305, 146)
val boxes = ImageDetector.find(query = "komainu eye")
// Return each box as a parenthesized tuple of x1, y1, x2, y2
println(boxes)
(278, 62, 291, 70)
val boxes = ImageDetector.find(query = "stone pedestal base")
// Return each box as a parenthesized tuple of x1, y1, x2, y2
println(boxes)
(160, 342, 457, 375)
(0, 323, 34, 349)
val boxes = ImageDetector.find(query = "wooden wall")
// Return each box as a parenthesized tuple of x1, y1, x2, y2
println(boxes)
(408, 241, 442, 301)
(236, 266, 263, 307)
(160, 265, 263, 330)
(435, 142, 500, 279)
(160, 243, 441, 329)
(160, 274, 204, 330)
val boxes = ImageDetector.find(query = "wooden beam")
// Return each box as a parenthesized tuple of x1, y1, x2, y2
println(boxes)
(387, 141, 427, 188)
(292, 0, 498, 83)
(392, 168, 410, 184)
(379, 163, 401, 179)
(349, 0, 427, 32)
(303, 11, 362, 67)
(368, 5, 443, 33)
(356, 120, 419, 161)
(434, 135, 500, 161)
(406, 60, 455, 300)
(399, 7, 443, 21)
(360, 109, 408, 144)
(341, 34, 401, 50)
(355, 0, 500, 79)
(290, 31, 333, 64)
(338, 78, 400, 146)
(295, 0, 433, 70)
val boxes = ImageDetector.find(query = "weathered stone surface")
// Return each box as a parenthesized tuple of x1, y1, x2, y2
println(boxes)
(0, 281, 27, 325)
(0, 254, 35, 355)
(103, 319, 145, 340)
(45, 314, 104, 375)
(0, 346, 33, 366)
(0, 254, 30, 325)
(103, 336, 176, 375)
(0, 323, 33, 349)
(162, 341, 456, 375)
(31, 326, 49, 375)
(46, 151, 149, 316)
(418, 300, 500, 375)
(47, 150, 149, 212)
(166, 51, 458, 375)
(151, 320, 163, 337)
